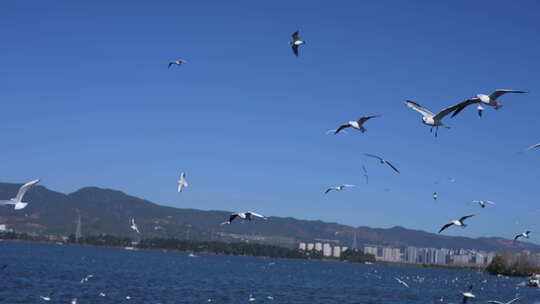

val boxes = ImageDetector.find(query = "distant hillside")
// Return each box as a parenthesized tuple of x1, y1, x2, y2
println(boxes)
(0, 182, 537, 252)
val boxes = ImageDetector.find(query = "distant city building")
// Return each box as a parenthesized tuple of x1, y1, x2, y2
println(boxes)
(0, 224, 7, 232)
(315, 242, 323, 252)
(323, 243, 332, 257)
(299, 242, 307, 250)
(307, 243, 315, 251)
(333, 246, 341, 258)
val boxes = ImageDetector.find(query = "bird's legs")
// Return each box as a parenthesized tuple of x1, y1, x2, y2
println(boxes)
(435, 126, 438, 137)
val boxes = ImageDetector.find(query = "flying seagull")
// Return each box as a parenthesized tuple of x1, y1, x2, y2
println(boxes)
(433, 192, 438, 200)
(324, 184, 355, 194)
(0, 179, 40, 210)
(395, 277, 409, 288)
(461, 285, 475, 304)
(487, 297, 522, 304)
(514, 230, 531, 241)
(334, 115, 381, 135)
(178, 172, 188, 192)
(451, 89, 528, 118)
(364, 154, 400, 174)
(362, 165, 368, 184)
(289, 31, 305, 56)
(168, 59, 187, 68)
(404, 100, 468, 137)
(222, 212, 267, 225)
(80, 274, 94, 283)
(439, 215, 474, 233)
(471, 200, 495, 208)
(526, 143, 540, 151)
(130, 218, 140, 234)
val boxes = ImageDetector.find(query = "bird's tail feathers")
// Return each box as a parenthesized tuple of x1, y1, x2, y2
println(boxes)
(494, 102, 503, 110)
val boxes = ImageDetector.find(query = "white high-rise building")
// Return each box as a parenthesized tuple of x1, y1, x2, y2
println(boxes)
(299, 242, 307, 250)
(323, 243, 332, 257)
(333, 246, 341, 258)
(307, 243, 315, 251)
(315, 242, 323, 252)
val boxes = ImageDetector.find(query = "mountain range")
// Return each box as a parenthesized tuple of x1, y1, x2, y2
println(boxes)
(0, 182, 537, 252)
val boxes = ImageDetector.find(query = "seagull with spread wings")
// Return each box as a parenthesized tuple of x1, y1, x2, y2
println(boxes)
(487, 297, 522, 304)
(130, 218, 140, 234)
(451, 89, 528, 118)
(325, 184, 355, 194)
(471, 200, 495, 208)
(395, 277, 409, 288)
(526, 143, 540, 151)
(0, 179, 40, 210)
(404, 100, 468, 137)
(514, 230, 531, 241)
(289, 31, 305, 56)
(221, 212, 267, 225)
(334, 115, 381, 135)
(178, 172, 188, 192)
(461, 285, 475, 304)
(364, 154, 399, 174)
(439, 215, 474, 233)
(168, 59, 187, 68)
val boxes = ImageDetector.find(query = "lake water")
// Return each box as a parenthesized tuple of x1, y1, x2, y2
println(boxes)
(1, 241, 539, 303)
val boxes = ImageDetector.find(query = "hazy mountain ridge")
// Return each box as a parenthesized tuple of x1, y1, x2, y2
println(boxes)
(0, 182, 538, 252)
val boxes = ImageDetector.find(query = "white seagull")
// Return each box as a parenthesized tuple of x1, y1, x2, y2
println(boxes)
(471, 200, 495, 208)
(362, 165, 368, 184)
(130, 218, 140, 234)
(40, 296, 51, 301)
(514, 230, 531, 241)
(439, 215, 474, 233)
(452, 89, 528, 118)
(178, 172, 188, 192)
(221, 212, 267, 225)
(405, 100, 467, 137)
(395, 277, 409, 288)
(325, 184, 355, 194)
(364, 154, 400, 174)
(487, 297, 522, 304)
(334, 115, 381, 135)
(289, 31, 305, 56)
(80, 274, 94, 283)
(168, 59, 187, 68)
(461, 285, 475, 304)
(0, 179, 40, 210)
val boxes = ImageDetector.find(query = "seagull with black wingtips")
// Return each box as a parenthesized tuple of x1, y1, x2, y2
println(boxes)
(451, 89, 528, 118)
(325, 184, 355, 194)
(439, 215, 475, 233)
(471, 200, 495, 208)
(334, 115, 381, 135)
(364, 154, 400, 174)
(168, 59, 187, 68)
(514, 230, 531, 241)
(404, 100, 470, 137)
(221, 212, 267, 225)
(289, 31, 305, 56)
(461, 285, 475, 303)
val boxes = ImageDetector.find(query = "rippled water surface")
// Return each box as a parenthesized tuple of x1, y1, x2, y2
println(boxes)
(1, 241, 540, 303)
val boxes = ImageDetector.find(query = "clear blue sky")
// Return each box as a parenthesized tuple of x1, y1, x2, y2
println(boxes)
(1, 1, 540, 242)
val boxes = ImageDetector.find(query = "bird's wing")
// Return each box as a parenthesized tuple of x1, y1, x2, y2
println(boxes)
(514, 234, 521, 240)
(343, 184, 355, 187)
(384, 161, 400, 174)
(506, 297, 522, 304)
(434, 101, 470, 121)
(439, 222, 453, 233)
(324, 188, 333, 194)
(486, 201, 496, 205)
(228, 214, 239, 223)
(358, 115, 381, 124)
(487, 301, 504, 304)
(15, 179, 39, 202)
(248, 212, 265, 218)
(292, 45, 299, 56)
(362, 165, 367, 175)
(489, 89, 528, 100)
(364, 153, 383, 161)
(526, 143, 540, 151)
(462, 296, 468, 304)
(450, 98, 479, 118)
(405, 100, 434, 117)
(334, 124, 350, 134)
(459, 215, 475, 222)
(292, 31, 299, 40)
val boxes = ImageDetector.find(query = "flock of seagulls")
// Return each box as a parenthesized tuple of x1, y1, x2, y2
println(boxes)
(0, 29, 537, 304)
